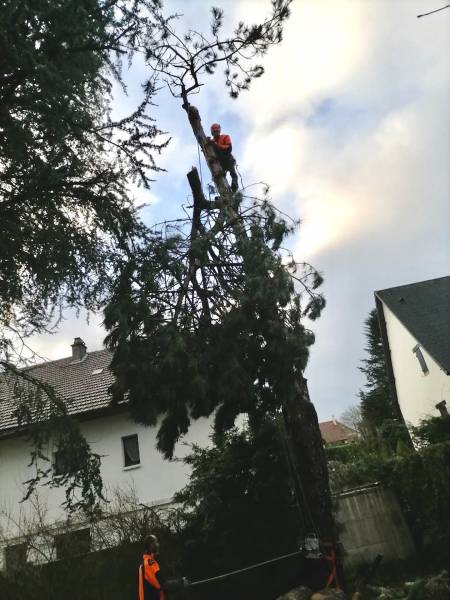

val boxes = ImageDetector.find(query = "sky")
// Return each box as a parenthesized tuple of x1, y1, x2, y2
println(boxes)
(31, 0, 450, 426)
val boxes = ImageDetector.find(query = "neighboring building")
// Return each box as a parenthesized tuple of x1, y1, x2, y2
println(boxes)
(375, 276, 450, 429)
(319, 419, 358, 446)
(0, 338, 210, 562)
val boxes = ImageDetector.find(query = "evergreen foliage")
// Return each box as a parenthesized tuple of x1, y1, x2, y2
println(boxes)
(103, 0, 333, 541)
(358, 310, 403, 432)
(0, 0, 167, 512)
(0, 0, 165, 343)
(328, 423, 450, 568)
(170, 419, 330, 598)
(173, 419, 302, 578)
(104, 195, 324, 458)
(1, 0, 322, 518)
(411, 414, 450, 447)
(100, 0, 313, 465)
(144, 0, 293, 101)
(327, 417, 450, 568)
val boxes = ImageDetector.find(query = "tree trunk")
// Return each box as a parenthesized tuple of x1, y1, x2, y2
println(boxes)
(282, 378, 336, 541)
(184, 104, 231, 198)
(182, 102, 339, 565)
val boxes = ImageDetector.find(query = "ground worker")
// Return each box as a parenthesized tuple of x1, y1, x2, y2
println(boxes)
(139, 534, 188, 600)
(208, 122, 239, 193)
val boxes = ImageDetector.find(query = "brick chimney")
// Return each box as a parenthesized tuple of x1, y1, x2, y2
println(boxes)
(71, 337, 87, 362)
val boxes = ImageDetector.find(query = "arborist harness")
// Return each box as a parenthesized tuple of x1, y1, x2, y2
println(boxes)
(197, 138, 244, 199)
(185, 106, 240, 200)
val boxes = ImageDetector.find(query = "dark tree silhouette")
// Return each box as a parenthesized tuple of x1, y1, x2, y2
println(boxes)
(359, 309, 403, 430)
(105, 1, 337, 545)
(0, 0, 167, 512)
(0, 0, 167, 348)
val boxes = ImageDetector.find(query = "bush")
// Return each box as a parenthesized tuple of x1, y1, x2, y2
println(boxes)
(411, 415, 450, 447)
(329, 437, 450, 567)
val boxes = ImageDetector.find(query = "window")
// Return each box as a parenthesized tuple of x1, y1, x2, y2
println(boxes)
(122, 434, 140, 467)
(53, 448, 80, 477)
(412, 344, 429, 375)
(55, 529, 91, 560)
(53, 450, 67, 476)
(4, 543, 27, 571)
(53, 449, 76, 476)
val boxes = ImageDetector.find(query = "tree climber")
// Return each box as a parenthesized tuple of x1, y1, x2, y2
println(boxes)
(208, 123, 239, 193)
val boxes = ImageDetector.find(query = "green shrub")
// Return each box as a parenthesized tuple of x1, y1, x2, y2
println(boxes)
(329, 437, 450, 566)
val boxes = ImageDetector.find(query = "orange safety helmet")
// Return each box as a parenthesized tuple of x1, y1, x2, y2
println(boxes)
(210, 123, 221, 134)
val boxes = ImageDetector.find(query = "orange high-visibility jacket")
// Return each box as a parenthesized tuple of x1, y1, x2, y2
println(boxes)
(139, 553, 166, 600)
(213, 133, 232, 152)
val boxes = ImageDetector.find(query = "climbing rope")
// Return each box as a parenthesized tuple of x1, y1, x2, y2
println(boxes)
(188, 549, 303, 587)
(235, 162, 245, 191)
(197, 142, 203, 187)
(187, 545, 340, 590)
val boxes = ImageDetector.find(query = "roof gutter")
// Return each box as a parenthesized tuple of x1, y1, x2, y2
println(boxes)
(0, 403, 128, 441)
(375, 289, 450, 375)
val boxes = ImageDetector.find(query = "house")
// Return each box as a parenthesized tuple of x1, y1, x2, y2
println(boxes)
(319, 419, 358, 446)
(0, 338, 210, 566)
(375, 276, 450, 429)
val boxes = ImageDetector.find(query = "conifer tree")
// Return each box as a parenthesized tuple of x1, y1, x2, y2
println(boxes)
(0, 0, 166, 512)
(0, 0, 165, 348)
(174, 418, 305, 591)
(105, 1, 337, 544)
(358, 309, 403, 429)
(1, 1, 337, 539)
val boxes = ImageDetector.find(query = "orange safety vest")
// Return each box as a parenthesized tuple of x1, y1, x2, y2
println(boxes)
(139, 553, 166, 600)
(212, 133, 232, 151)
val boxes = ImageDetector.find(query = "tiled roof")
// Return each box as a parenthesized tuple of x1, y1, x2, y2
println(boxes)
(0, 347, 362, 447)
(0, 349, 115, 434)
(319, 420, 358, 445)
(375, 276, 450, 374)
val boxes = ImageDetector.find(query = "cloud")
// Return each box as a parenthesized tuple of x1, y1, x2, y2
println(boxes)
(30, 311, 106, 362)
(233, 0, 450, 418)
(238, 1, 368, 123)
(234, 0, 449, 259)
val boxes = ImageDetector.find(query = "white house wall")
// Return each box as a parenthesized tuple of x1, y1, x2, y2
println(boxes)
(0, 412, 212, 540)
(383, 303, 450, 427)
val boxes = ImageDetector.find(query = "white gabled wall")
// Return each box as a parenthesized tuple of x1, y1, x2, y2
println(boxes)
(0, 412, 212, 541)
(383, 302, 450, 427)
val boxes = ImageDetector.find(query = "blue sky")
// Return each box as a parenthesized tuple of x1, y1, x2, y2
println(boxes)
(32, 0, 450, 429)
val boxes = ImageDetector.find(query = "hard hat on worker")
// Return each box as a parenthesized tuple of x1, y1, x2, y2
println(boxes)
(210, 123, 221, 134)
